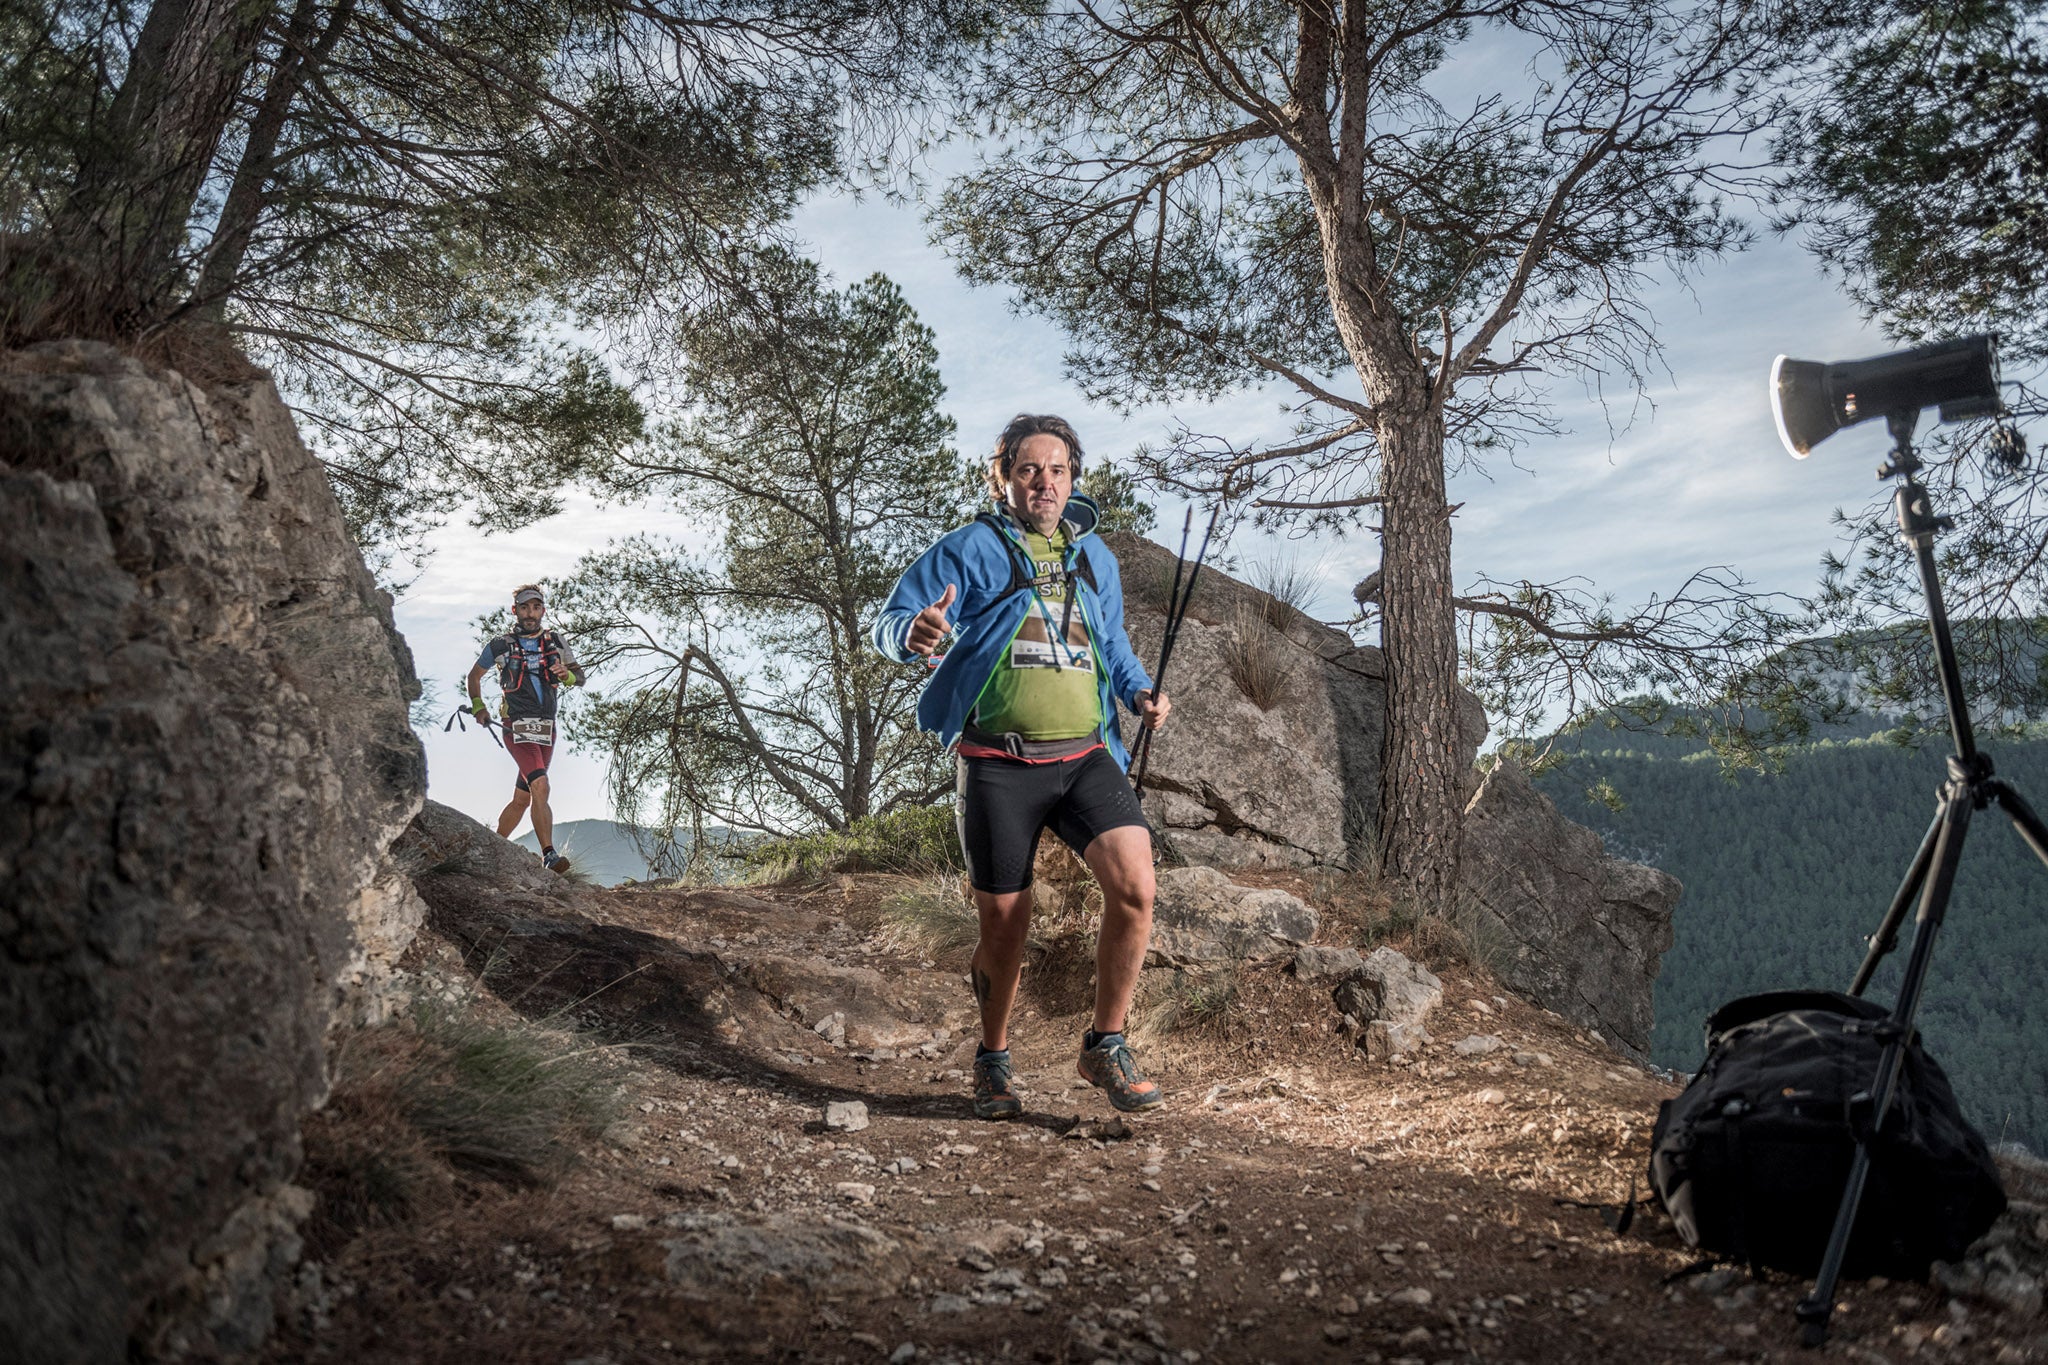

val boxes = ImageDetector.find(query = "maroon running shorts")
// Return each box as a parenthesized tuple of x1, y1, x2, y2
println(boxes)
(509, 740, 553, 792)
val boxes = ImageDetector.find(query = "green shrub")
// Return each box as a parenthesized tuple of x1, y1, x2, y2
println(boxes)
(742, 804, 962, 880)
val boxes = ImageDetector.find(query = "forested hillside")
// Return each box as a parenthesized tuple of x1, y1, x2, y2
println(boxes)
(1535, 721, 2048, 1152)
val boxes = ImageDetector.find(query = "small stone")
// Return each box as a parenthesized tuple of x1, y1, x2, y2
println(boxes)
(1389, 1287, 1432, 1307)
(1984, 1269, 2042, 1319)
(1141, 1179, 1162, 1192)
(1473, 1088, 1507, 1105)
(824, 1100, 870, 1132)
(609, 1214, 649, 1230)
(885, 1157, 921, 1175)
(1693, 1267, 1744, 1297)
(835, 1182, 877, 1205)
(719, 1154, 741, 1169)
(889, 1346, 916, 1365)
(1335, 1294, 1359, 1316)
(928, 1293, 972, 1314)
(1323, 1323, 1353, 1343)
(1935, 1260, 1988, 1297)
(959, 1245, 996, 1272)
(1512, 1051, 1551, 1067)
(1453, 1034, 1503, 1056)
(814, 1012, 848, 1046)
(1399, 1325, 1434, 1346)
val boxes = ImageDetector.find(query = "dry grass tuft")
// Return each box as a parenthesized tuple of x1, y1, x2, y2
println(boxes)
(301, 1005, 620, 1256)
(1135, 965, 1240, 1039)
(878, 878, 980, 963)
(1219, 603, 1292, 709)
(1246, 555, 1326, 632)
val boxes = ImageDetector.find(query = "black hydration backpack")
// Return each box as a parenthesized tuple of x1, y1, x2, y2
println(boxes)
(1648, 990, 2005, 1278)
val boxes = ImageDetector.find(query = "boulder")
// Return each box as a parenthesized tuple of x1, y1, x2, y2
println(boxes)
(1290, 944, 1366, 984)
(0, 342, 424, 1360)
(1361, 1019, 1431, 1060)
(1331, 946, 1443, 1032)
(1457, 760, 1679, 1061)
(1105, 531, 1485, 868)
(1146, 866, 1319, 967)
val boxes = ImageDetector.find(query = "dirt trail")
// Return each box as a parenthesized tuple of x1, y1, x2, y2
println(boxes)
(270, 845, 2047, 1365)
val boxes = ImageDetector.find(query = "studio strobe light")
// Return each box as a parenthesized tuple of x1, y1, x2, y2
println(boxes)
(1770, 334, 2001, 458)
(1760, 335, 2045, 1347)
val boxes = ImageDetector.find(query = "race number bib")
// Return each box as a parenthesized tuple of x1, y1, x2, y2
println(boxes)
(508, 717, 556, 746)
(1009, 635, 1094, 673)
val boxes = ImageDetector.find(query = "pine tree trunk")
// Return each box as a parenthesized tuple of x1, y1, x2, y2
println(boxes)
(1305, 173, 1467, 903)
(1373, 407, 1463, 906)
(52, 0, 272, 335)
(191, 0, 341, 322)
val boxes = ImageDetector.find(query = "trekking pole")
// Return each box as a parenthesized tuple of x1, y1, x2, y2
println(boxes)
(444, 703, 506, 750)
(1129, 511, 1194, 779)
(1131, 505, 1218, 795)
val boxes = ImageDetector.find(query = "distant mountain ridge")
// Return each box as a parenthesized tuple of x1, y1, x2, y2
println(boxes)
(515, 819, 711, 885)
(1533, 714, 2048, 1152)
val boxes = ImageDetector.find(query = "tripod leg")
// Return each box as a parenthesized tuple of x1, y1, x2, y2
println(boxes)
(1850, 809, 1942, 997)
(1798, 786, 1974, 1348)
(1986, 777, 2048, 870)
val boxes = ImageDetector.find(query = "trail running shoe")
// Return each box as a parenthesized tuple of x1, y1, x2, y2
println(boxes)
(972, 1049, 1023, 1120)
(543, 849, 572, 875)
(1077, 1035, 1164, 1113)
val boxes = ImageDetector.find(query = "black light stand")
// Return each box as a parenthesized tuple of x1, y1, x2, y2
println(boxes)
(1794, 410, 2048, 1346)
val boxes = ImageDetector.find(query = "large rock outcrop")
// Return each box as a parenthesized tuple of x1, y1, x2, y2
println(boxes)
(1105, 530, 1485, 868)
(1457, 759, 1679, 1061)
(0, 342, 425, 1361)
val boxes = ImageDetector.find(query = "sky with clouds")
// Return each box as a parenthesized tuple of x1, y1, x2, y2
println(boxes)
(395, 143, 1907, 834)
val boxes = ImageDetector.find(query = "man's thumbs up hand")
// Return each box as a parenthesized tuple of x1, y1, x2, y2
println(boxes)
(908, 584, 957, 657)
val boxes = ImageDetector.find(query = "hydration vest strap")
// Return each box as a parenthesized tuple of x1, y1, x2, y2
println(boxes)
(975, 513, 1097, 596)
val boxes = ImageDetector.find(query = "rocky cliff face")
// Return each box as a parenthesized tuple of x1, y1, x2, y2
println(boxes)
(1102, 530, 1677, 1056)
(1105, 530, 1486, 868)
(1458, 760, 1679, 1062)
(0, 342, 425, 1361)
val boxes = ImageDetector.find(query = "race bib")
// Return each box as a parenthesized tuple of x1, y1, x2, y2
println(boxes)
(508, 717, 556, 746)
(1009, 635, 1094, 673)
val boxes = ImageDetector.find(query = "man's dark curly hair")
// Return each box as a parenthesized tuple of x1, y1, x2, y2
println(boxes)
(984, 413, 1084, 500)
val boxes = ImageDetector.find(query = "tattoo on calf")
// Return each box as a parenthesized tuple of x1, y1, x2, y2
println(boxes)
(972, 967, 992, 1011)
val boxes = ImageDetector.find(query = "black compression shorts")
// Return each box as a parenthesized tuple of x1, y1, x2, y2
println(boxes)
(955, 746, 1150, 894)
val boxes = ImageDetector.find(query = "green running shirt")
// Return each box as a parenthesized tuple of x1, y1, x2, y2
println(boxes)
(970, 523, 1103, 740)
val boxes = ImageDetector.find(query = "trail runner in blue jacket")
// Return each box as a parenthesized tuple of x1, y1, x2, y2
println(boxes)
(873, 415, 1171, 1119)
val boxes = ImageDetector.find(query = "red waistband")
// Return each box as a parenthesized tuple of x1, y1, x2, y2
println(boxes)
(956, 740, 1104, 765)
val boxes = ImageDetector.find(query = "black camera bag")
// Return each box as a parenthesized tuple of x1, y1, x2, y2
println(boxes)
(1648, 989, 2005, 1277)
